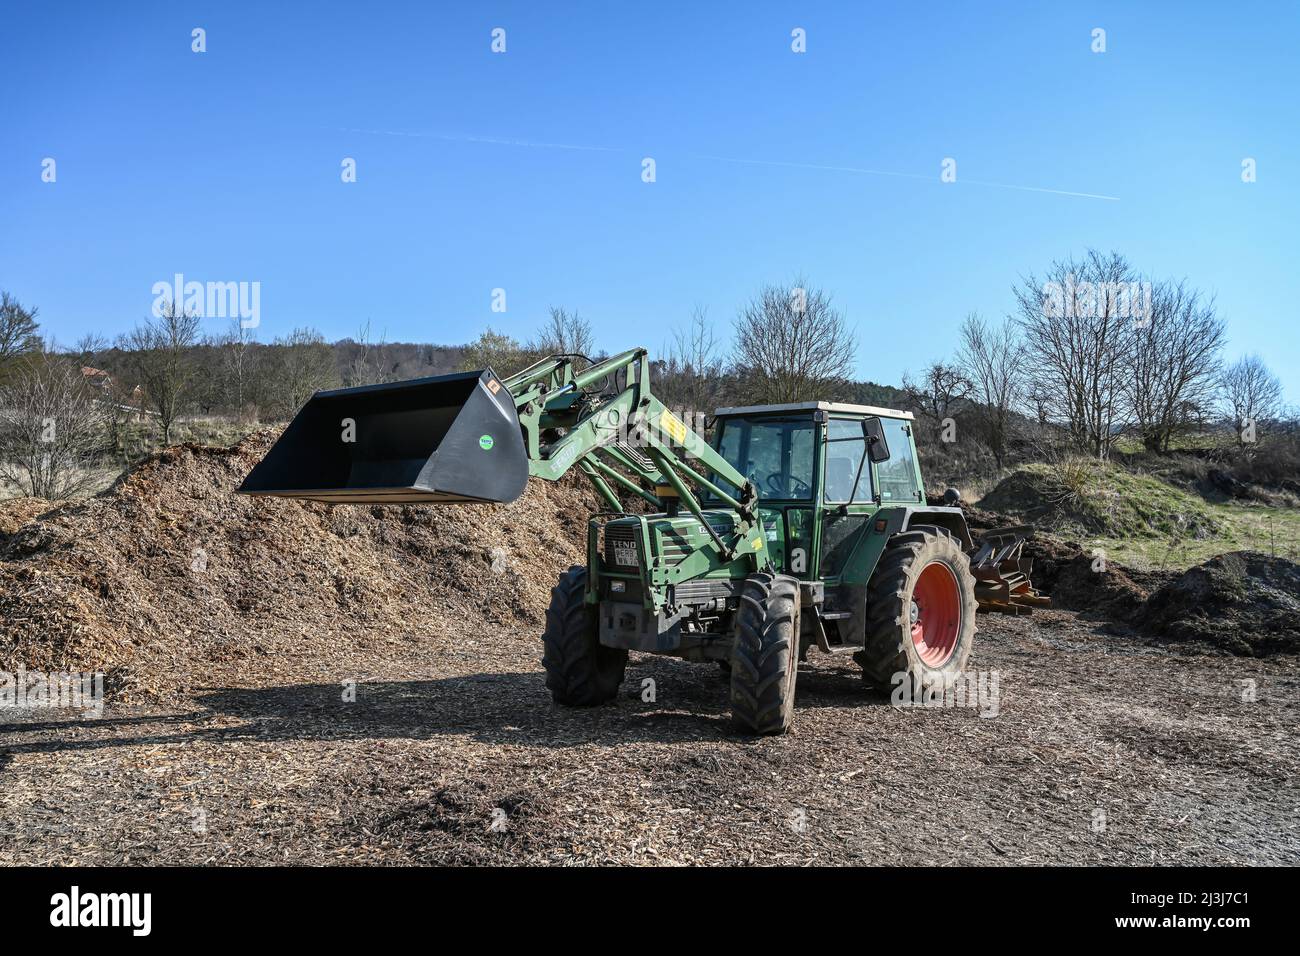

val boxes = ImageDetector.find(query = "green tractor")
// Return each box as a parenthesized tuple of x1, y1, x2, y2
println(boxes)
(241, 347, 1043, 734)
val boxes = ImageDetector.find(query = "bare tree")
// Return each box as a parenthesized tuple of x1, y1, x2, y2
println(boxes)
(1127, 281, 1226, 452)
(659, 305, 726, 419)
(957, 313, 1022, 468)
(1014, 250, 1139, 459)
(0, 291, 41, 365)
(269, 328, 339, 419)
(902, 361, 971, 445)
(732, 279, 856, 404)
(0, 355, 108, 499)
(342, 319, 393, 387)
(533, 307, 595, 362)
(1221, 354, 1284, 444)
(67, 332, 109, 367)
(215, 319, 261, 419)
(119, 301, 202, 444)
(60, 332, 132, 460)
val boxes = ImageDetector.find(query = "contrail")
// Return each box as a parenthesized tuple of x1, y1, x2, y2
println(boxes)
(693, 153, 1120, 201)
(332, 126, 622, 153)
(334, 127, 1119, 201)
(691, 153, 936, 183)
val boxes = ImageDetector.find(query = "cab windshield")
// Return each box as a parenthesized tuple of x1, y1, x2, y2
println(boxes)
(712, 417, 815, 500)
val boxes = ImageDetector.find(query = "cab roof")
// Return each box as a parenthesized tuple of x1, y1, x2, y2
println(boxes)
(713, 401, 914, 421)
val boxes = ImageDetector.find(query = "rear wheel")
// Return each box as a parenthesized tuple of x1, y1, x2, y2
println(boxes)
(541, 566, 627, 706)
(857, 527, 977, 694)
(730, 573, 801, 735)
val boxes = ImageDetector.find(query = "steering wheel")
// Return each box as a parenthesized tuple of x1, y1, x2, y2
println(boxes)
(766, 472, 810, 498)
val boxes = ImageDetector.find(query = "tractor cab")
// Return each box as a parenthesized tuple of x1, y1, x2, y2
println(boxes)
(708, 402, 924, 582)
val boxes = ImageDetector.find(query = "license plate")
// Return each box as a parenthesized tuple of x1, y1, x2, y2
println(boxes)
(613, 544, 638, 567)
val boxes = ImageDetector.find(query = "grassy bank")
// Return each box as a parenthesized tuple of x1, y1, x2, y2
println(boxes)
(977, 459, 1299, 571)
(1092, 501, 1300, 569)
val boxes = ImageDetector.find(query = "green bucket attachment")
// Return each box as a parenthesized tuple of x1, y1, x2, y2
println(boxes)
(238, 368, 528, 504)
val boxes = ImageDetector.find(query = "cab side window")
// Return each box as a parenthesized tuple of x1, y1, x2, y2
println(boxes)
(876, 418, 920, 502)
(823, 419, 872, 503)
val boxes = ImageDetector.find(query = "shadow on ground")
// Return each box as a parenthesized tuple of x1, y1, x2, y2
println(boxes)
(0, 656, 887, 760)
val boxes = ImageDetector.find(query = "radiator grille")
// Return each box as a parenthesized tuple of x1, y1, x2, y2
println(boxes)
(603, 523, 640, 569)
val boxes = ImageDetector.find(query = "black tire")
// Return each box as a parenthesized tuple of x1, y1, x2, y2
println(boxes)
(857, 526, 977, 694)
(541, 566, 627, 706)
(729, 572, 801, 735)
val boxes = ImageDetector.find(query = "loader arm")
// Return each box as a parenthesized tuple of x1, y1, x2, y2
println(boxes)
(504, 348, 766, 568)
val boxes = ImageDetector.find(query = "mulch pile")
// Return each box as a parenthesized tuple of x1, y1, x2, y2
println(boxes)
(0, 430, 602, 701)
(0, 497, 55, 539)
(1141, 551, 1300, 656)
(1017, 535, 1299, 656)
(4, 434, 1297, 705)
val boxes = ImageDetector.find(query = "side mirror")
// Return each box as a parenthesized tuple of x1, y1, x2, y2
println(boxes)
(863, 417, 891, 463)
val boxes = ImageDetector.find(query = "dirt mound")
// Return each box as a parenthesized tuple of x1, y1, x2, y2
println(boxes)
(1138, 552, 1300, 656)
(1045, 555, 1164, 622)
(1017, 535, 1082, 594)
(0, 431, 603, 701)
(1016, 536, 1171, 622)
(975, 469, 1060, 523)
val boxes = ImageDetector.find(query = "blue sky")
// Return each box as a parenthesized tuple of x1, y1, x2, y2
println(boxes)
(2, 1, 1297, 400)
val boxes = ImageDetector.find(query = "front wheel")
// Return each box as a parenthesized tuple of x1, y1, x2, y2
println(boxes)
(730, 573, 801, 735)
(541, 566, 627, 706)
(857, 526, 977, 694)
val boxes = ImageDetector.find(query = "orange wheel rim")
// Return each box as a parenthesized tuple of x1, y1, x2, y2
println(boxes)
(910, 562, 961, 667)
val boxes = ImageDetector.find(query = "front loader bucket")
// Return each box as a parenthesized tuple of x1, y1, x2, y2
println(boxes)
(238, 368, 528, 504)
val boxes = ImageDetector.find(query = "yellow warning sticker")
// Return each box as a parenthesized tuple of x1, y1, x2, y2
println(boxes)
(486, 379, 501, 394)
(751, 538, 763, 550)
(659, 410, 688, 444)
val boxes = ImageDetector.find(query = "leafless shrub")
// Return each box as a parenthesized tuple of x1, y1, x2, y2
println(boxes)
(533, 307, 595, 364)
(1045, 455, 1094, 505)
(118, 301, 202, 444)
(658, 305, 727, 419)
(0, 355, 109, 499)
(342, 319, 394, 388)
(731, 278, 856, 403)
(1018, 418, 1093, 504)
